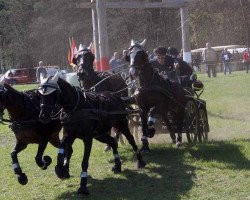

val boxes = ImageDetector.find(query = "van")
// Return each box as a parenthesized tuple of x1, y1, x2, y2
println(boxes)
(4, 68, 37, 85)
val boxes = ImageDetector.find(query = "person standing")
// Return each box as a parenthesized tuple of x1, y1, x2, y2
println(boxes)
(221, 47, 232, 75)
(243, 48, 250, 73)
(202, 42, 217, 77)
(109, 52, 123, 73)
(36, 61, 47, 83)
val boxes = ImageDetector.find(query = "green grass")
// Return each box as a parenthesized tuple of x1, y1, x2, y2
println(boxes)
(0, 71, 250, 200)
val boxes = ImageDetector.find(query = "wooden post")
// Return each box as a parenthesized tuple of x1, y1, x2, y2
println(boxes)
(180, 7, 192, 64)
(91, 0, 101, 71)
(96, 0, 110, 71)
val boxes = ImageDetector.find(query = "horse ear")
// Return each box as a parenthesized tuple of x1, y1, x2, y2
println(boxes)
(51, 71, 60, 83)
(131, 39, 135, 47)
(140, 39, 146, 47)
(78, 44, 84, 52)
(88, 42, 93, 52)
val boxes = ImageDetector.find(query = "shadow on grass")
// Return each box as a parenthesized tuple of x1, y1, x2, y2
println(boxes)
(55, 146, 196, 200)
(188, 139, 250, 170)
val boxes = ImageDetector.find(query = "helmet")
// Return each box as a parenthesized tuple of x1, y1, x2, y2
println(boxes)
(168, 47, 179, 56)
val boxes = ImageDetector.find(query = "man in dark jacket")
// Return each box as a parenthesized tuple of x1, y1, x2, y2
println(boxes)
(221, 47, 232, 75)
(150, 46, 175, 80)
(168, 47, 194, 88)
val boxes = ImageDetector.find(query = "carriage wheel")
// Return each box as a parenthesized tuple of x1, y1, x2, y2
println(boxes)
(198, 108, 209, 142)
(185, 100, 199, 143)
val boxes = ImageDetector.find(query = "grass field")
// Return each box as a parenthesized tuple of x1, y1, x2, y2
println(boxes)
(0, 71, 249, 200)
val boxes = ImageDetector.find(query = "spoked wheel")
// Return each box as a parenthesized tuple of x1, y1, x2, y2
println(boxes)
(198, 108, 209, 142)
(185, 100, 199, 143)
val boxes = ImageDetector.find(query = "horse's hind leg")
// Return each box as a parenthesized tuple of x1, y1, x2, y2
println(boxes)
(95, 134, 122, 173)
(35, 140, 52, 170)
(11, 142, 28, 185)
(118, 124, 146, 169)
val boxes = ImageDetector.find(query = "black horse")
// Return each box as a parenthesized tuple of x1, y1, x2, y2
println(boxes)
(38, 72, 145, 196)
(0, 79, 61, 185)
(73, 44, 128, 97)
(126, 39, 187, 152)
(73, 44, 129, 150)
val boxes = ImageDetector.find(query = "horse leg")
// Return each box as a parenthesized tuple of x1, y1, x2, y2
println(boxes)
(140, 109, 150, 153)
(77, 135, 93, 197)
(11, 142, 28, 185)
(35, 140, 52, 170)
(163, 114, 176, 144)
(104, 130, 112, 152)
(176, 108, 185, 148)
(55, 134, 74, 179)
(118, 124, 146, 169)
(95, 134, 122, 173)
(147, 106, 157, 138)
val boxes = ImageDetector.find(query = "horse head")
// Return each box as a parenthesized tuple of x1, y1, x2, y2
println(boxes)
(126, 39, 148, 79)
(38, 72, 61, 124)
(74, 43, 95, 80)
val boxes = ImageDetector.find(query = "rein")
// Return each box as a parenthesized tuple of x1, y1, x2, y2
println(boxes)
(89, 67, 128, 92)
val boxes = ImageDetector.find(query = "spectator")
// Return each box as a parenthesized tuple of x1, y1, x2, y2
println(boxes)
(221, 47, 232, 75)
(202, 42, 217, 77)
(36, 61, 47, 83)
(243, 48, 250, 73)
(109, 52, 123, 73)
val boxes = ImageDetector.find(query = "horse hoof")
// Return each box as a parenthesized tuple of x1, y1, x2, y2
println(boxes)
(176, 141, 182, 148)
(55, 165, 65, 179)
(147, 128, 156, 138)
(140, 145, 150, 154)
(104, 145, 111, 152)
(112, 165, 121, 173)
(43, 155, 52, 167)
(18, 173, 28, 185)
(77, 186, 90, 197)
(137, 160, 146, 168)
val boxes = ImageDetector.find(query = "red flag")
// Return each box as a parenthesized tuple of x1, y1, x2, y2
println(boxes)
(70, 37, 77, 64)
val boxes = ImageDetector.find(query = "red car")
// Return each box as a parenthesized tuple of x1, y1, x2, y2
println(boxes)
(4, 68, 37, 85)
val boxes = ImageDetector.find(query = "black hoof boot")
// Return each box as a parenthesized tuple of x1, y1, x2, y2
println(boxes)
(55, 165, 66, 179)
(137, 160, 146, 168)
(140, 144, 150, 154)
(43, 156, 52, 167)
(18, 173, 28, 185)
(112, 158, 121, 173)
(77, 186, 90, 197)
(147, 127, 156, 138)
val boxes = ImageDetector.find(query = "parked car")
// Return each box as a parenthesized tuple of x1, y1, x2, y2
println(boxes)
(4, 68, 37, 85)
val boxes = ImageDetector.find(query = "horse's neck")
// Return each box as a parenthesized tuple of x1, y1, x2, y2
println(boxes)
(59, 79, 81, 110)
(5, 89, 27, 119)
(140, 63, 155, 86)
(82, 70, 100, 89)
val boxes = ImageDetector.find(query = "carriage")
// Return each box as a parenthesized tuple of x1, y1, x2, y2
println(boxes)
(127, 80, 209, 144)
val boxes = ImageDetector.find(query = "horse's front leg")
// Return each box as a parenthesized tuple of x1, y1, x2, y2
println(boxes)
(55, 133, 73, 179)
(147, 106, 157, 138)
(140, 109, 150, 153)
(35, 140, 52, 170)
(11, 142, 28, 185)
(77, 135, 93, 197)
